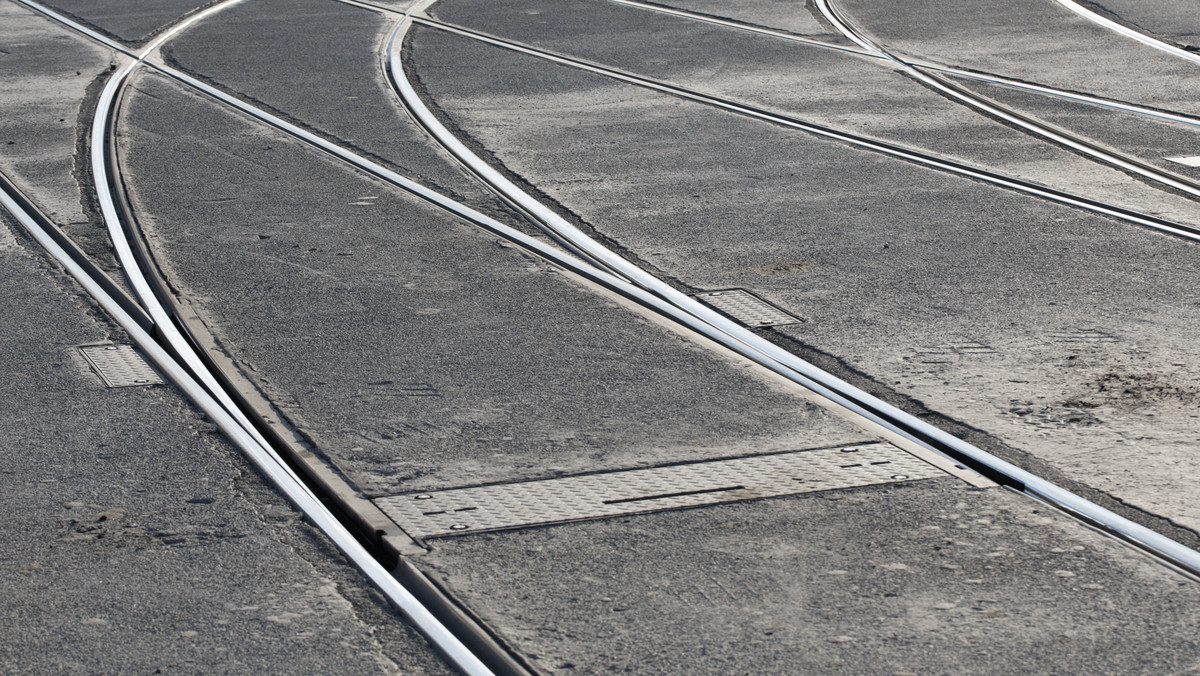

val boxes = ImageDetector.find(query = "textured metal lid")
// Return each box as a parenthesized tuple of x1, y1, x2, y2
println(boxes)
(377, 442, 945, 539)
(79, 344, 163, 388)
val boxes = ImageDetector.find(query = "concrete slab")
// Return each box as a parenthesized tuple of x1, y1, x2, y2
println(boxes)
(404, 29, 1200, 535)
(115, 70, 871, 497)
(424, 0, 1200, 233)
(0, 212, 450, 674)
(418, 478, 1200, 673)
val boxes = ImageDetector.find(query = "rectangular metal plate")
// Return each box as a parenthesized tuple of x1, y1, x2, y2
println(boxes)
(79, 344, 163, 388)
(376, 443, 946, 538)
(694, 289, 802, 327)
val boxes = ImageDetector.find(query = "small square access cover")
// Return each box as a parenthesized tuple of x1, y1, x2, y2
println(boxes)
(79, 344, 163, 388)
(694, 289, 802, 327)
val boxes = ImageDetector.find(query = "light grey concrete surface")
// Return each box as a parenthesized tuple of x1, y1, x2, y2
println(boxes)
(423, 0, 1200, 232)
(0, 214, 451, 674)
(406, 25, 1200, 534)
(418, 478, 1200, 674)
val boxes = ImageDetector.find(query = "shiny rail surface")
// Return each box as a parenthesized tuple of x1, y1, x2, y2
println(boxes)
(812, 0, 1200, 203)
(1052, 0, 1200, 65)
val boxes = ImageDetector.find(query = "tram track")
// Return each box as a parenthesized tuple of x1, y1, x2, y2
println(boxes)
(6, 0, 506, 673)
(599, 0, 1200, 129)
(812, 0, 1200, 202)
(383, 0, 1200, 578)
(397, 0, 1200, 233)
(10, 0, 1200, 668)
(1052, 0, 1200, 66)
(392, 10, 1200, 243)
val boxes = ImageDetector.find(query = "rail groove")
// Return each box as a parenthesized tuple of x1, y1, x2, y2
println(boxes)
(10, 0, 502, 672)
(813, 0, 1200, 203)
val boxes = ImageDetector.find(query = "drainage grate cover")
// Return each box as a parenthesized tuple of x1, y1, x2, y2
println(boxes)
(694, 289, 802, 327)
(376, 443, 945, 538)
(80, 344, 163, 388)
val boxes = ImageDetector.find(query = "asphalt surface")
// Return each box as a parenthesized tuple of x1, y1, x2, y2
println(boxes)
(424, 0, 1200, 228)
(838, 0, 1200, 115)
(407, 19, 1200, 532)
(5, 0, 1200, 672)
(424, 480, 1200, 674)
(0, 214, 450, 673)
(118, 69, 864, 495)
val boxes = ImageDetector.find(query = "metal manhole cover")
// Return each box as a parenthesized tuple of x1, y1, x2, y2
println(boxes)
(694, 289, 802, 327)
(79, 344, 163, 388)
(376, 442, 946, 538)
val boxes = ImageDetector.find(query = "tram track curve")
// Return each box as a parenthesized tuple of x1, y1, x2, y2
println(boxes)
(12, 0, 1200, 660)
(598, 0, 1200, 130)
(1052, 0, 1200, 66)
(812, 0, 1200, 197)
(383, 0, 1200, 577)
(7, 0, 503, 672)
(390, 9, 1200, 242)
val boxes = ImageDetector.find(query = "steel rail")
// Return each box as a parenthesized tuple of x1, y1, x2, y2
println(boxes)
(1052, 0, 1200, 66)
(0, 175, 491, 676)
(9, 1, 495, 672)
(400, 14, 1200, 243)
(591, 0, 1200, 130)
(602, 0, 868, 55)
(31, 0, 1019, 488)
(21, 0, 1200, 584)
(84, 0, 332, 528)
(913, 63, 1200, 129)
(388, 1, 1200, 575)
(810, 0, 1200, 204)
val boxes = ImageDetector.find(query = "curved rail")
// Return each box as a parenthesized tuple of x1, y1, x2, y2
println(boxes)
(13, 1, 494, 672)
(812, 0, 1200, 206)
(399, 14, 1200, 242)
(597, 0, 1200, 130)
(388, 1, 1200, 576)
(21, 0, 1200, 601)
(1052, 0, 1200, 66)
(0, 177, 490, 676)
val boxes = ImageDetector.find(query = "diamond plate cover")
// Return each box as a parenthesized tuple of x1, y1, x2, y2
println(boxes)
(694, 289, 802, 327)
(79, 345, 163, 388)
(376, 443, 945, 538)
